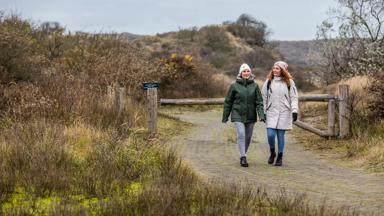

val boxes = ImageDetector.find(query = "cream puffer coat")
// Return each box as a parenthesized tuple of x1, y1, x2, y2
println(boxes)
(261, 77, 299, 130)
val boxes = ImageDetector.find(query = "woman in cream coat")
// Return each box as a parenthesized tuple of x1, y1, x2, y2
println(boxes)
(261, 61, 298, 166)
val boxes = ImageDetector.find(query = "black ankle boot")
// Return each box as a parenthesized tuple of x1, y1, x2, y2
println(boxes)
(274, 152, 283, 166)
(240, 156, 249, 167)
(268, 148, 276, 164)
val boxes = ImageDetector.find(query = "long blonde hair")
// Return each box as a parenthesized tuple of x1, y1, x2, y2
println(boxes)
(266, 67, 293, 87)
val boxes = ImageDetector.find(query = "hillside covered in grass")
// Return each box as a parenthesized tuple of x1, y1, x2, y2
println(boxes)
(130, 14, 318, 91)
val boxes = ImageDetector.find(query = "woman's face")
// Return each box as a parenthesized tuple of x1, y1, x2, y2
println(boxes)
(272, 65, 282, 77)
(241, 69, 251, 79)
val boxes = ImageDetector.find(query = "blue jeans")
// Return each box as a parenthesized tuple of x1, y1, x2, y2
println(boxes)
(267, 128, 286, 153)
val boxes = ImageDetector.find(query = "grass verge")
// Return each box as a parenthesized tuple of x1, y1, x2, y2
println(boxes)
(0, 107, 364, 215)
(294, 101, 384, 172)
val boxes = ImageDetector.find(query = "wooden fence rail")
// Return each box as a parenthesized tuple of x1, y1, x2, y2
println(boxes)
(160, 95, 337, 105)
(294, 120, 330, 138)
(147, 85, 350, 139)
(160, 98, 224, 105)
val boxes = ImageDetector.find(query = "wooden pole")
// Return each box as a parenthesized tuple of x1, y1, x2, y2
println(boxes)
(107, 85, 114, 105)
(299, 95, 337, 101)
(298, 101, 303, 119)
(160, 95, 337, 105)
(115, 86, 126, 116)
(327, 98, 336, 137)
(147, 88, 158, 134)
(294, 120, 330, 138)
(160, 98, 224, 105)
(339, 85, 350, 138)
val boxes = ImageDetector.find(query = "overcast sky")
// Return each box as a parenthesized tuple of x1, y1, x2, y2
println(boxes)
(1, 0, 338, 40)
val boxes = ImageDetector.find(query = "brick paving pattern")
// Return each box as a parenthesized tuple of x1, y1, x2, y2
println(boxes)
(164, 109, 384, 215)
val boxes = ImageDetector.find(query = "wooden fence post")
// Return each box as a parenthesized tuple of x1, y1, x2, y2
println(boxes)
(147, 88, 158, 134)
(327, 98, 336, 137)
(339, 85, 350, 138)
(115, 85, 126, 116)
(298, 101, 303, 120)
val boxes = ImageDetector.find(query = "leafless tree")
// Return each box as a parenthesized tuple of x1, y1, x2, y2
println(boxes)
(317, 0, 384, 80)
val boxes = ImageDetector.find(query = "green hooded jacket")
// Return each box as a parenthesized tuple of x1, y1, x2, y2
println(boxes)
(222, 78, 265, 123)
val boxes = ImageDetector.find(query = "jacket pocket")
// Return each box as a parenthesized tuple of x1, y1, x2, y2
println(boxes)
(283, 94, 291, 109)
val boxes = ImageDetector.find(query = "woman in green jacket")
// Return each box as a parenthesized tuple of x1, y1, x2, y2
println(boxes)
(222, 63, 265, 167)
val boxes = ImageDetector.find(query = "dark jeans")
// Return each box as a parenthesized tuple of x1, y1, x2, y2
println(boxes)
(267, 128, 286, 153)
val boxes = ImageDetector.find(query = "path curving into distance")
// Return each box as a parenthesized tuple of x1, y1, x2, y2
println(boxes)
(163, 109, 384, 215)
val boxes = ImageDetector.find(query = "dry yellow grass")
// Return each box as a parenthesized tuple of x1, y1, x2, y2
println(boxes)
(212, 73, 232, 88)
(335, 75, 372, 95)
(296, 129, 384, 172)
(225, 31, 253, 53)
(294, 76, 384, 172)
(337, 76, 373, 108)
(352, 136, 384, 171)
(64, 121, 106, 158)
(299, 102, 329, 130)
(306, 75, 373, 96)
(0, 139, 7, 158)
(299, 75, 373, 123)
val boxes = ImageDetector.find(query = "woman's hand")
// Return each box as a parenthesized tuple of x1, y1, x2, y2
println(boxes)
(260, 115, 266, 123)
(292, 113, 298, 122)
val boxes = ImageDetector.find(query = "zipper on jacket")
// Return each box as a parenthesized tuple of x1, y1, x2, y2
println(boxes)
(245, 83, 248, 121)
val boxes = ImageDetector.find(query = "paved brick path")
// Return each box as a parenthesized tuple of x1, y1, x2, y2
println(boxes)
(163, 109, 384, 215)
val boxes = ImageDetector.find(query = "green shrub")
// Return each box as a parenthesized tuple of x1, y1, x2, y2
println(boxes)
(157, 53, 227, 98)
(0, 14, 48, 83)
(226, 14, 270, 47)
(199, 25, 233, 54)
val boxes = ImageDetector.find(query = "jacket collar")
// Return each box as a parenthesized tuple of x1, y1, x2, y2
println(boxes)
(236, 73, 255, 81)
(236, 78, 254, 85)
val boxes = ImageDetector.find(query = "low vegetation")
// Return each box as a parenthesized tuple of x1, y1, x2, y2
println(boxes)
(0, 111, 359, 215)
(295, 76, 384, 172)
(292, 0, 384, 172)
(0, 11, 378, 215)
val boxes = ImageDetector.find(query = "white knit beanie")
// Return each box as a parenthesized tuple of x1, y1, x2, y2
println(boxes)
(274, 61, 288, 70)
(239, 63, 251, 74)
(237, 63, 252, 79)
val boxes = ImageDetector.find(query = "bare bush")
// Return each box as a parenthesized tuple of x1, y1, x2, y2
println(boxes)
(317, 0, 384, 79)
(0, 13, 163, 129)
(177, 27, 198, 43)
(157, 53, 227, 98)
(244, 46, 276, 70)
(367, 75, 384, 120)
